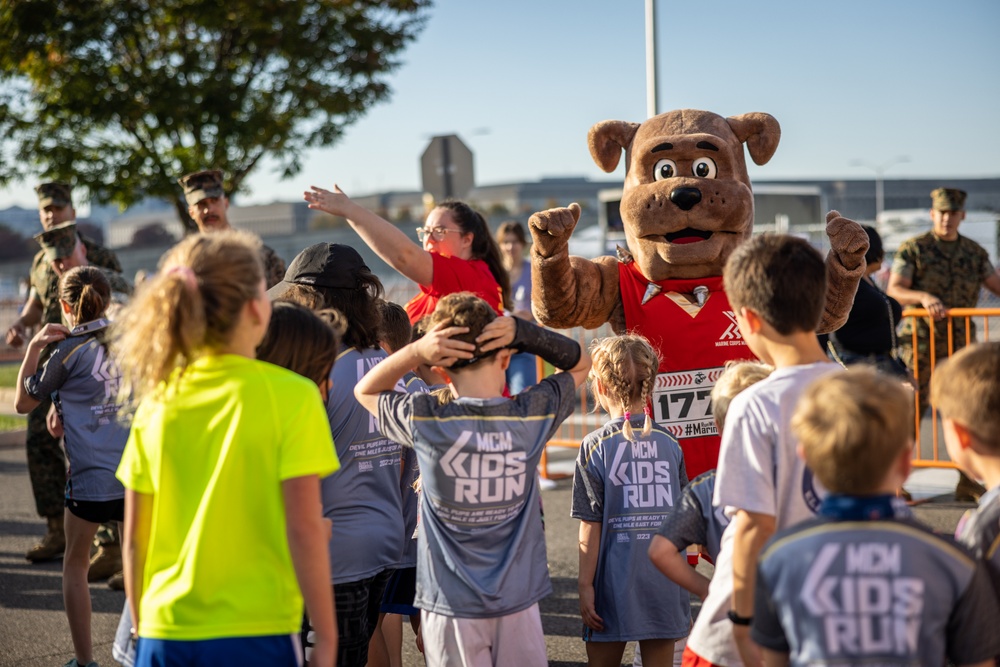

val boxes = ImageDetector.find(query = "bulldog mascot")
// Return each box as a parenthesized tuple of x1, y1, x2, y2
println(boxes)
(529, 109, 868, 477)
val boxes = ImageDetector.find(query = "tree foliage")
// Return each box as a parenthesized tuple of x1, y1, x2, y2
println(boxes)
(0, 0, 429, 231)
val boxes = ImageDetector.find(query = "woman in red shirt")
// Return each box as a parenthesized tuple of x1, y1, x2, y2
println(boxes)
(305, 185, 509, 324)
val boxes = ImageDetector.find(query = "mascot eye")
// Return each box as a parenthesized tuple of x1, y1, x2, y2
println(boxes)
(692, 157, 718, 179)
(653, 159, 677, 181)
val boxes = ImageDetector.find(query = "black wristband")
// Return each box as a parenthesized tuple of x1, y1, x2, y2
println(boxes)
(510, 319, 581, 371)
(727, 610, 753, 626)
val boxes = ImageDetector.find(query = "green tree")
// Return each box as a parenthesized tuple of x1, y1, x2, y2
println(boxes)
(0, 0, 429, 232)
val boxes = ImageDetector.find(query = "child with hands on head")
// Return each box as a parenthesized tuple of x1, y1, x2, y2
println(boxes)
(112, 231, 339, 667)
(15, 266, 129, 667)
(571, 334, 689, 667)
(354, 292, 590, 667)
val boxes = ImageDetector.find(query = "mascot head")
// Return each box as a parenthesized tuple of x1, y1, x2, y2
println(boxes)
(589, 109, 780, 280)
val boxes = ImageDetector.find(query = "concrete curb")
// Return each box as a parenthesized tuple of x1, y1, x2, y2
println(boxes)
(0, 428, 26, 446)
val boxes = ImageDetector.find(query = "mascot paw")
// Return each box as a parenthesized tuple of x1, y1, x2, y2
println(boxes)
(825, 210, 869, 271)
(529, 202, 581, 258)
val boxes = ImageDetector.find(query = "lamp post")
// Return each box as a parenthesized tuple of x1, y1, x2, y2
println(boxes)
(850, 156, 910, 221)
(645, 0, 659, 118)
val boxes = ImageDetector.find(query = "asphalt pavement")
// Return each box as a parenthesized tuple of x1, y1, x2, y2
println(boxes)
(0, 431, 972, 667)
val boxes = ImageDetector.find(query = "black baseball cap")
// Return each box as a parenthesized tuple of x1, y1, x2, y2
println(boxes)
(267, 243, 370, 299)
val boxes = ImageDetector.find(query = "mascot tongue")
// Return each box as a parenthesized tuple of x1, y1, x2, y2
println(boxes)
(666, 228, 712, 245)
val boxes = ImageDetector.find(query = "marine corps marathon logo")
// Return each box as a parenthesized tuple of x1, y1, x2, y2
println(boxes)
(716, 311, 743, 347)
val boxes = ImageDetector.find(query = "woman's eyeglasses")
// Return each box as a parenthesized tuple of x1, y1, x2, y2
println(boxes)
(416, 227, 464, 242)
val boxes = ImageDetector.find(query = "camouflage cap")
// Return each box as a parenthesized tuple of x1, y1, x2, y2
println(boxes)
(930, 187, 967, 211)
(35, 182, 73, 208)
(34, 222, 79, 261)
(178, 169, 225, 206)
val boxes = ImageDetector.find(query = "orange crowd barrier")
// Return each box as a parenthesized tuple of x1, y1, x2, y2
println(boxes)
(903, 307, 1000, 470)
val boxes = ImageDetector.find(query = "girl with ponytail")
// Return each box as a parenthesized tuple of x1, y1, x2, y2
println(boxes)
(304, 185, 510, 324)
(112, 231, 339, 667)
(571, 333, 691, 666)
(15, 266, 128, 667)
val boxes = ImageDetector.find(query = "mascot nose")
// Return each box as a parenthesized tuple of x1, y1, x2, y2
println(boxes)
(669, 187, 702, 211)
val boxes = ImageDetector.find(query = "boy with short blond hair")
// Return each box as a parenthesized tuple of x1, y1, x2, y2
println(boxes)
(932, 342, 1000, 600)
(752, 368, 1000, 666)
(686, 234, 838, 667)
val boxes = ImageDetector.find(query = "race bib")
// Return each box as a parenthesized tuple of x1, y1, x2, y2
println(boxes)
(652, 366, 725, 440)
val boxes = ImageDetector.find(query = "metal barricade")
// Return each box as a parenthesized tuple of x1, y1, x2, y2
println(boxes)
(538, 306, 1000, 479)
(903, 306, 1000, 469)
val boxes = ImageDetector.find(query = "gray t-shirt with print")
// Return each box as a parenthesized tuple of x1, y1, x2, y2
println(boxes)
(398, 371, 428, 568)
(656, 470, 728, 562)
(572, 416, 691, 641)
(324, 345, 405, 583)
(754, 513, 1000, 666)
(378, 372, 577, 618)
(24, 323, 129, 502)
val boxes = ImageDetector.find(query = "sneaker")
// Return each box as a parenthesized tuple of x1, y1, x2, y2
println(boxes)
(63, 659, 100, 667)
(107, 571, 125, 591)
(87, 544, 122, 582)
(25, 515, 65, 562)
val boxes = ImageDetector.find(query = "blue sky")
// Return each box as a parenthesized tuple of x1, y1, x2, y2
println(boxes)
(2, 0, 998, 210)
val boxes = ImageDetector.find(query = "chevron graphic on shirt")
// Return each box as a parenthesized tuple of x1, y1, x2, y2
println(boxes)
(90, 346, 121, 401)
(664, 291, 707, 318)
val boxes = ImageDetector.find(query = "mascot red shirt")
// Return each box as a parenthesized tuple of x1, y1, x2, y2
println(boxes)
(619, 262, 752, 477)
(528, 109, 867, 480)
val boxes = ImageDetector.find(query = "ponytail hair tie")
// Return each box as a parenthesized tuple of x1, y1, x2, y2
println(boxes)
(642, 403, 653, 437)
(623, 411, 631, 421)
(166, 265, 198, 293)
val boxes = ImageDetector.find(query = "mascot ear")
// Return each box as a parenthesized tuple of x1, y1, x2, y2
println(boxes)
(588, 120, 641, 173)
(727, 113, 781, 166)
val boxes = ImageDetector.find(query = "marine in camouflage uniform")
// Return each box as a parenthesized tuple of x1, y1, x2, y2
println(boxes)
(178, 169, 286, 287)
(892, 231, 992, 403)
(22, 211, 126, 563)
(888, 187, 1000, 501)
(26, 229, 125, 511)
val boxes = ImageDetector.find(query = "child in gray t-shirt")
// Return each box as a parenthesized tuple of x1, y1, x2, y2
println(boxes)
(754, 367, 1000, 666)
(355, 292, 591, 667)
(571, 334, 689, 666)
(15, 266, 130, 667)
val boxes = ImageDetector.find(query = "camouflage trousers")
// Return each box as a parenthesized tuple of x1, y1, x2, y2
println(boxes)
(898, 335, 971, 416)
(25, 398, 65, 519)
(26, 398, 118, 546)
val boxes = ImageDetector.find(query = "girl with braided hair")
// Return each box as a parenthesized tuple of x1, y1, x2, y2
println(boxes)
(571, 334, 690, 667)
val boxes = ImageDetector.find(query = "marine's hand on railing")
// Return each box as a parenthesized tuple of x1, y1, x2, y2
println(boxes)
(917, 293, 947, 320)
